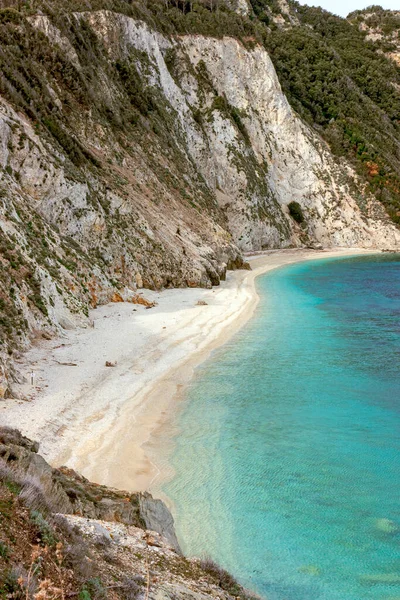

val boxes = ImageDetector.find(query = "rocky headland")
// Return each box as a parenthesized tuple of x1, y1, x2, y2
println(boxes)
(0, 426, 257, 599)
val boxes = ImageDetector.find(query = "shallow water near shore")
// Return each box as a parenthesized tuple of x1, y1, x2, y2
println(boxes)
(162, 254, 400, 600)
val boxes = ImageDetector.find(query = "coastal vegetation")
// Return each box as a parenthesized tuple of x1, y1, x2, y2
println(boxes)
(3, 0, 397, 220)
(288, 201, 305, 224)
(0, 426, 256, 600)
(265, 4, 400, 224)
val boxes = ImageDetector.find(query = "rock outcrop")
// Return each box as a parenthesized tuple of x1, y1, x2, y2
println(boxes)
(0, 427, 180, 552)
(0, 426, 254, 599)
(350, 8, 400, 65)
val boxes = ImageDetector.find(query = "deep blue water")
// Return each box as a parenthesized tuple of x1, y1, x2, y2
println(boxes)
(163, 254, 400, 600)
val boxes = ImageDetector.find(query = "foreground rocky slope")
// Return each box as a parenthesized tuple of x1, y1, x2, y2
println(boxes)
(0, 427, 255, 600)
(0, 0, 399, 393)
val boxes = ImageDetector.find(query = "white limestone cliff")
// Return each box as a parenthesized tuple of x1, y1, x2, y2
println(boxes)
(1, 9, 399, 389)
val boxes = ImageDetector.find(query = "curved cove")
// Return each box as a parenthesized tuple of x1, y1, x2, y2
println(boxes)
(162, 254, 400, 600)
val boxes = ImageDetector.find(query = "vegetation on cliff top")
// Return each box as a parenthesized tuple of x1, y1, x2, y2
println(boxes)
(162, 0, 400, 223)
(265, 3, 400, 224)
(3, 0, 397, 221)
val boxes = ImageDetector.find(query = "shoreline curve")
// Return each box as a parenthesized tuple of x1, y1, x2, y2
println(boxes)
(0, 248, 379, 495)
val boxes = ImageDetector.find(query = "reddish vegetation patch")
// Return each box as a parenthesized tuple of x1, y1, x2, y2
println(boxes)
(0, 483, 77, 598)
(366, 161, 380, 177)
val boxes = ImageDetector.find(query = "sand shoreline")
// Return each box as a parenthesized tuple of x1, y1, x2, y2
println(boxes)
(0, 248, 378, 493)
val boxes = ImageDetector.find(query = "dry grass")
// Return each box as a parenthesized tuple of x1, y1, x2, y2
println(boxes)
(0, 427, 38, 452)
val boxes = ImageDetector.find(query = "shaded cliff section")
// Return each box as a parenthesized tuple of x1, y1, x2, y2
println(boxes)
(1, 0, 400, 395)
(0, 426, 256, 600)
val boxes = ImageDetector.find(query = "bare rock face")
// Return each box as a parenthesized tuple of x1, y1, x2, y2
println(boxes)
(353, 9, 400, 66)
(224, 0, 251, 16)
(139, 492, 181, 552)
(82, 11, 400, 251)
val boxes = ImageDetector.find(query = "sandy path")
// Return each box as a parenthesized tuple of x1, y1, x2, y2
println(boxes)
(0, 248, 378, 492)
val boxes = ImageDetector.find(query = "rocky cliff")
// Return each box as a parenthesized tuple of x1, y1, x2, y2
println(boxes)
(0, 427, 255, 599)
(0, 0, 399, 392)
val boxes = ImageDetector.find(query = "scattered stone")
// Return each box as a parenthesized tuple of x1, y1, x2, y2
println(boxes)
(105, 361, 117, 367)
(59, 316, 75, 330)
(42, 332, 52, 340)
(5, 385, 23, 401)
(131, 294, 157, 308)
(0, 378, 8, 400)
(111, 292, 124, 303)
(146, 534, 163, 548)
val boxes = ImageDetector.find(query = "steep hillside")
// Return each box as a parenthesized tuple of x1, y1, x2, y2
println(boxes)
(0, 0, 400, 393)
(348, 6, 400, 65)
(260, 1, 400, 224)
(0, 427, 255, 599)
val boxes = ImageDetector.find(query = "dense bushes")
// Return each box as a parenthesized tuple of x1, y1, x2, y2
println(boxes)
(199, 558, 246, 598)
(116, 59, 156, 116)
(288, 201, 305, 224)
(0, 11, 97, 167)
(263, 5, 400, 223)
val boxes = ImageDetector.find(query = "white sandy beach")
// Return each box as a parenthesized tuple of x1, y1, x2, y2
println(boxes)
(0, 248, 378, 492)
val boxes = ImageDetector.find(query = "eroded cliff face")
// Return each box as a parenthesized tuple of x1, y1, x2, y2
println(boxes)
(0, 8, 399, 390)
(84, 10, 400, 251)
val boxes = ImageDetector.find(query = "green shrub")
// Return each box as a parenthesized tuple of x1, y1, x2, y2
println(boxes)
(1, 567, 22, 596)
(164, 47, 178, 76)
(230, 106, 250, 143)
(116, 60, 155, 116)
(212, 97, 250, 142)
(81, 578, 106, 600)
(288, 201, 305, 224)
(0, 541, 9, 559)
(5, 480, 20, 495)
(212, 95, 228, 112)
(199, 558, 242, 596)
(0, 8, 22, 25)
(30, 510, 56, 547)
(42, 118, 86, 167)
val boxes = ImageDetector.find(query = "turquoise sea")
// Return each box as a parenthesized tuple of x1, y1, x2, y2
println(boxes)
(163, 254, 400, 600)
